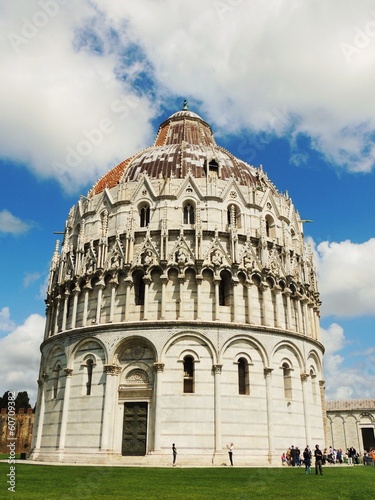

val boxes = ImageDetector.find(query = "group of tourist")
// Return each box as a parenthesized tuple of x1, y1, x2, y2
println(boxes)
(282, 444, 375, 470)
(171, 442, 374, 467)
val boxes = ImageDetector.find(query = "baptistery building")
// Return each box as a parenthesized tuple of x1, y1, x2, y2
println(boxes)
(30, 103, 326, 465)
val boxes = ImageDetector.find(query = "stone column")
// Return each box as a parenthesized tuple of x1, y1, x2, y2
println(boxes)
(82, 285, 91, 327)
(214, 278, 220, 321)
(264, 368, 274, 463)
(213, 364, 223, 453)
(295, 297, 303, 333)
(61, 290, 70, 331)
(58, 368, 73, 453)
(232, 280, 239, 322)
(178, 276, 185, 320)
(153, 363, 165, 451)
(34, 375, 48, 452)
(313, 307, 320, 341)
(196, 276, 202, 320)
(282, 289, 292, 331)
(260, 283, 269, 326)
(143, 277, 151, 320)
(273, 286, 282, 328)
(96, 281, 105, 324)
(301, 373, 311, 446)
(319, 380, 329, 447)
(160, 275, 167, 320)
(307, 302, 315, 338)
(71, 287, 80, 329)
(101, 364, 122, 451)
(109, 277, 118, 323)
(300, 299, 309, 335)
(246, 282, 253, 324)
(124, 278, 132, 321)
(54, 296, 61, 334)
(45, 303, 52, 338)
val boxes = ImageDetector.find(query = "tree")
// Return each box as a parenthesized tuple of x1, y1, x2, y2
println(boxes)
(0, 391, 31, 411)
(15, 392, 31, 411)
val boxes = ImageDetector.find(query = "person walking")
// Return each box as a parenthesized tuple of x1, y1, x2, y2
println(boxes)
(227, 443, 234, 466)
(314, 444, 323, 475)
(172, 443, 177, 466)
(303, 447, 312, 474)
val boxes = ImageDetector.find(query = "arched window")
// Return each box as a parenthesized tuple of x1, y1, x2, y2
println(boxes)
(53, 364, 61, 399)
(183, 356, 194, 393)
(207, 159, 219, 176)
(183, 203, 195, 224)
(238, 357, 250, 395)
(265, 215, 275, 238)
(282, 362, 292, 399)
(140, 205, 150, 227)
(133, 270, 145, 306)
(219, 270, 231, 306)
(86, 359, 94, 396)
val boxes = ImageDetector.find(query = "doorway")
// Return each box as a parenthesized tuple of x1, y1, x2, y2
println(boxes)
(361, 427, 375, 452)
(122, 402, 148, 456)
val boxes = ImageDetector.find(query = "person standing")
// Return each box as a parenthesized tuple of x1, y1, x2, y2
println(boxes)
(314, 444, 323, 475)
(303, 447, 312, 474)
(172, 443, 177, 466)
(227, 443, 234, 466)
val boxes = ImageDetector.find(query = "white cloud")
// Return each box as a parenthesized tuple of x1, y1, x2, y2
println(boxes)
(314, 238, 375, 317)
(0, 209, 32, 235)
(0, 307, 16, 332)
(321, 323, 375, 399)
(0, 314, 44, 405)
(0, 1, 157, 193)
(321, 323, 347, 354)
(1, 1, 375, 194)
(99, 0, 375, 172)
(23, 272, 42, 288)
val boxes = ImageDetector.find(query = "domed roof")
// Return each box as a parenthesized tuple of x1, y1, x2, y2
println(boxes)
(89, 103, 260, 197)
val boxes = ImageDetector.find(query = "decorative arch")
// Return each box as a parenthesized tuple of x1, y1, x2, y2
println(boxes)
(271, 340, 305, 371)
(72, 337, 108, 366)
(113, 336, 158, 367)
(120, 361, 155, 387)
(161, 330, 217, 364)
(221, 335, 269, 367)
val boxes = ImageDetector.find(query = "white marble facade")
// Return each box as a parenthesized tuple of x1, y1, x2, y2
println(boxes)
(29, 107, 325, 465)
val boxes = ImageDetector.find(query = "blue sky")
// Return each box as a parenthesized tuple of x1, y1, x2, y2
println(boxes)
(1, 0, 375, 404)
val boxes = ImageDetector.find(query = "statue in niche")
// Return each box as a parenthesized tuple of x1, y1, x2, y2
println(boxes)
(243, 251, 254, 272)
(176, 249, 187, 267)
(109, 250, 121, 269)
(85, 257, 95, 274)
(142, 249, 153, 267)
(211, 249, 223, 268)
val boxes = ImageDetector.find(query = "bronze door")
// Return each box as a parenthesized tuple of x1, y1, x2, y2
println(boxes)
(122, 402, 148, 456)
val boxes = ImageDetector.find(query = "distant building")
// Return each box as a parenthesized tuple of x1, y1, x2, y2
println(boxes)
(326, 399, 375, 452)
(29, 104, 325, 465)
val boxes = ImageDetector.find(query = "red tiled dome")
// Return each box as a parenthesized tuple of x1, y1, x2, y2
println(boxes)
(89, 108, 259, 197)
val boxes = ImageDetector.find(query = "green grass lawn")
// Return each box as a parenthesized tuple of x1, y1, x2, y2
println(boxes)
(0, 462, 374, 500)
